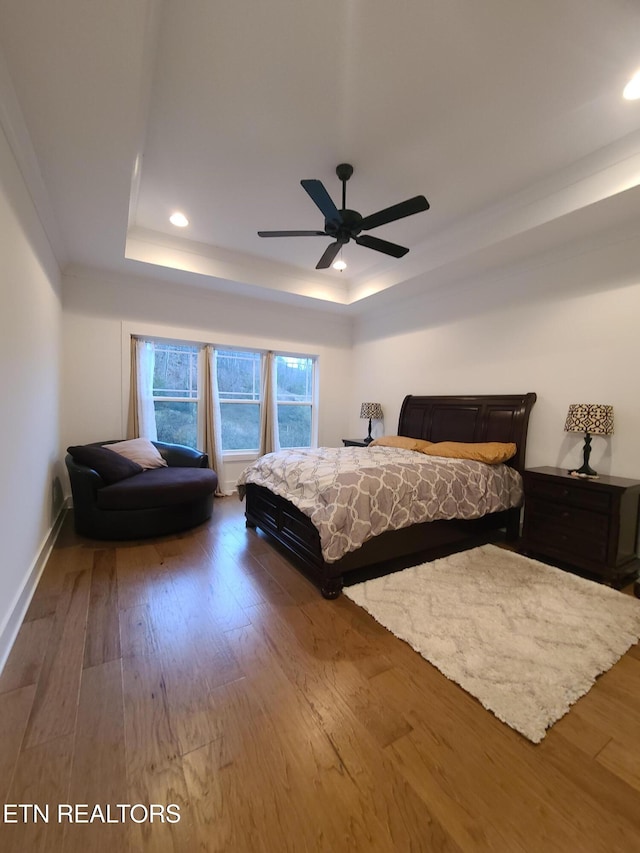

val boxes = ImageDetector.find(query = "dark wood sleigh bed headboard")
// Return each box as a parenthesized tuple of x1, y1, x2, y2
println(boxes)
(397, 393, 537, 472)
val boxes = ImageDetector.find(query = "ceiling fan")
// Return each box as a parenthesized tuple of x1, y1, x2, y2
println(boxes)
(258, 163, 430, 269)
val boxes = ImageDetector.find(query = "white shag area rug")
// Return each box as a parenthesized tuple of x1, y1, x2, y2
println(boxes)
(344, 544, 640, 743)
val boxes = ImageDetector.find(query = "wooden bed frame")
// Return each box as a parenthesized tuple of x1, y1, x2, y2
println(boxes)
(245, 392, 537, 598)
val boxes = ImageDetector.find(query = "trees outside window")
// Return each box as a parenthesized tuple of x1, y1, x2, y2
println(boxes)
(275, 356, 314, 448)
(145, 341, 316, 453)
(152, 343, 199, 447)
(217, 350, 262, 451)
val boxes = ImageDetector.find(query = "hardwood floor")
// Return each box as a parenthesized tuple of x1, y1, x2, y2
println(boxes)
(1, 496, 639, 852)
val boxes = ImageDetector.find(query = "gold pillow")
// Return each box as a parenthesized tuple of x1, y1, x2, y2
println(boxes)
(369, 435, 433, 452)
(423, 441, 517, 464)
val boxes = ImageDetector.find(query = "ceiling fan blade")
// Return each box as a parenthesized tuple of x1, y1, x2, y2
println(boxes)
(258, 230, 326, 237)
(360, 195, 429, 231)
(355, 234, 409, 258)
(316, 241, 343, 269)
(301, 179, 342, 225)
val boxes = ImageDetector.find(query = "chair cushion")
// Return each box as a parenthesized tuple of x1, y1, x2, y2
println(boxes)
(67, 444, 143, 484)
(96, 467, 218, 510)
(106, 437, 168, 469)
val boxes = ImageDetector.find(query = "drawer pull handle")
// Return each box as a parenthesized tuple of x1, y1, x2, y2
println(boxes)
(562, 511, 570, 519)
(562, 489, 569, 497)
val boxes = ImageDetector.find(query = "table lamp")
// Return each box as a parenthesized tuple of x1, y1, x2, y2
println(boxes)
(564, 403, 614, 477)
(360, 402, 383, 445)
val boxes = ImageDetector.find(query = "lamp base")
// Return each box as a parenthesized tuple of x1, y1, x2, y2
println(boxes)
(571, 463, 598, 476)
(569, 432, 597, 477)
(363, 417, 373, 445)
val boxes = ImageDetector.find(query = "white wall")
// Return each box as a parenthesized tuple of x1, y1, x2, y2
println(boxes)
(0, 123, 62, 668)
(352, 232, 640, 480)
(61, 270, 353, 492)
(61, 228, 640, 498)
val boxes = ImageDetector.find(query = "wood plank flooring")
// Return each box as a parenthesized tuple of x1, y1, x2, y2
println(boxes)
(1, 496, 639, 852)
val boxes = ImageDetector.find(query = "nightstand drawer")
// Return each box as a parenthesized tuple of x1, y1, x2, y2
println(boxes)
(524, 503, 609, 562)
(525, 477, 611, 513)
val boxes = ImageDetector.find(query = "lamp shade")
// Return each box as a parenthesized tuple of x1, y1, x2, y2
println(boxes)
(564, 403, 614, 436)
(360, 402, 383, 420)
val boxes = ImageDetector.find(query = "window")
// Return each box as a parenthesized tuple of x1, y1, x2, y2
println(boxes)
(152, 343, 199, 448)
(217, 350, 262, 451)
(275, 355, 314, 448)
(141, 340, 317, 454)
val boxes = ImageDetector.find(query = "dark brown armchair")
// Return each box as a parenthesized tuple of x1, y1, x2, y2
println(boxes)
(65, 440, 218, 540)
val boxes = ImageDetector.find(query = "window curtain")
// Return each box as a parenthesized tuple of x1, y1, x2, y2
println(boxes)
(259, 351, 280, 456)
(126, 338, 157, 440)
(202, 345, 227, 496)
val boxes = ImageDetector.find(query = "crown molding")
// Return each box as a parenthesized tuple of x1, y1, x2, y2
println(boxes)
(0, 46, 68, 268)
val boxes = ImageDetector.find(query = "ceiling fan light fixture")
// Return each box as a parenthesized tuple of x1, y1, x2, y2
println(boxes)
(332, 258, 347, 271)
(169, 211, 189, 227)
(623, 70, 640, 100)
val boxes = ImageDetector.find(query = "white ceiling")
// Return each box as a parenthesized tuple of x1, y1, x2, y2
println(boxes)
(1, 0, 640, 312)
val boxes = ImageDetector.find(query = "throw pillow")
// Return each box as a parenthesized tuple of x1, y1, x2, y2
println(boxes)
(67, 444, 144, 484)
(422, 441, 517, 464)
(369, 435, 434, 452)
(107, 437, 168, 469)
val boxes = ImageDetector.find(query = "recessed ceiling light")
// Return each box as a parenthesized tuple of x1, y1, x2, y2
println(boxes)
(623, 70, 640, 100)
(169, 212, 189, 227)
(332, 259, 347, 271)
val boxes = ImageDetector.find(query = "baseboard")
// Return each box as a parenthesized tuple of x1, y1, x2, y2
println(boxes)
(0, 501, 68, 676)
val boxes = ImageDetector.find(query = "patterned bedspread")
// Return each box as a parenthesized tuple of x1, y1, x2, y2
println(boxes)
(238, 446, 523, 563)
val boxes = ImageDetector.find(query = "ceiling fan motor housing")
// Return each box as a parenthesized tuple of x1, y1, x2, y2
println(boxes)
(325, 209, 363, 241)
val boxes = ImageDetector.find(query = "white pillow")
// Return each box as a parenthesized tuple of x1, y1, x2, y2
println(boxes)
(107, 438, 167, 469)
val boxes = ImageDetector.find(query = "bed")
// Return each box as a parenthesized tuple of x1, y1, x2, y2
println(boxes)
(241, 392, 536, 598)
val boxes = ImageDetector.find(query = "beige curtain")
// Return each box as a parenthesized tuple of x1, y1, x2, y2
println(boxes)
(127, 337, 157, 440)
(259, 351, 280, 456)
(202, 346, 227, 495)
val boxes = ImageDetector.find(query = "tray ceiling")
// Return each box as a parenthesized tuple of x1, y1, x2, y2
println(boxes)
(1, 0, 639, 312)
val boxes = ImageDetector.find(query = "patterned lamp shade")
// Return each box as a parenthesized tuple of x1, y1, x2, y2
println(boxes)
(360, 402, 383, 420)
(564, 403, 614, 436)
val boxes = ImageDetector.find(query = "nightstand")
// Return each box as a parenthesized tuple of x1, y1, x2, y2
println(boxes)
(342, 438, 368, 447)
(521, 466, 640, 586)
